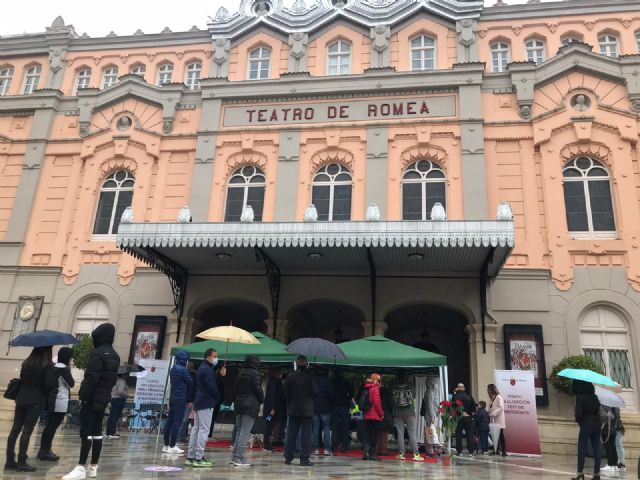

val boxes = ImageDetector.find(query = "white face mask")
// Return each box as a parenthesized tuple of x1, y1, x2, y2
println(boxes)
(211, 358, 219, 367)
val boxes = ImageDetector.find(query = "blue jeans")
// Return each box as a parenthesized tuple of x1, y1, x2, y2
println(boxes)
(331, 406, 351, 451)
(577, 425, 601, 474)
(615, 430, 625, 465)
(163, 401, 187, 448)
(106, 398, 126, 436)
(312, 413, 331, 450)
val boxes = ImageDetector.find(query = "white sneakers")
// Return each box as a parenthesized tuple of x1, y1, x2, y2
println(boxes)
(168, 446, 184, 455)
(162, 446, 170, 453)
(62, 465, 97, 480)
(62, 466, 86, 480)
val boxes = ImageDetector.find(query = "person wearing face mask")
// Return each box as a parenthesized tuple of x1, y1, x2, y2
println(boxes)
(185, 349, 226, 468)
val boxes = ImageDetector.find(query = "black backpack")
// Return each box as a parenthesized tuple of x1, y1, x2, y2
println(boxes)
(357, 387, 372, 413)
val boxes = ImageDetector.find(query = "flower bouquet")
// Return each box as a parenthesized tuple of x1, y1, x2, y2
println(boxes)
(438, 399, 464, 464)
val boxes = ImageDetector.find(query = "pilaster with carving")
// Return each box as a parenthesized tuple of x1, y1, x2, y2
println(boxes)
(288, 33, 309, 73)
(212, 38, 231, 78)
(370, 26, 390, 68)
(456, 19, 478, 63)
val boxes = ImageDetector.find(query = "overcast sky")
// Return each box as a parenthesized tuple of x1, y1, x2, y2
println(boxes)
(3, 0, 548, 37)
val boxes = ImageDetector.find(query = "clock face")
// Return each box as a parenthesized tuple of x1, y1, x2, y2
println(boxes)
(19, 303, 35, 321)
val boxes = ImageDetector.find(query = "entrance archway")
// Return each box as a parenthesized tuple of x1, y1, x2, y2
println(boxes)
(385, 304, 469, 395)
(191, 300, 269, 341)
(286, 300, 365, 344)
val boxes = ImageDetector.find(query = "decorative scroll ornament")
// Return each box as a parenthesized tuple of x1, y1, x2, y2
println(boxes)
(241, 205, 255, 222)
(431, 203, 446, 221)
(120, 206, 134, 224)
(304, 204, 318, 222)
(366, 203, 381, 221)
(497, 202, 513, 221)
(177, 206, 192, 223)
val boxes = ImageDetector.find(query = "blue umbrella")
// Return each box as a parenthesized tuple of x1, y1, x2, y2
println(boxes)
(557, 368, 619, 388)
(286, 338, 346, 361)
(10, 330, 79, 348)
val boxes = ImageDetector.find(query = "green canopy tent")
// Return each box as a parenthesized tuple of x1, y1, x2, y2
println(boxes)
(170, 331, 297, 364)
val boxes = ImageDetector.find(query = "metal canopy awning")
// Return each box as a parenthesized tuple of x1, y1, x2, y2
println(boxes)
(116, 219, 514, 343)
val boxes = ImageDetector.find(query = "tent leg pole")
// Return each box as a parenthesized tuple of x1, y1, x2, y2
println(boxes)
(443, 365, 449, 399)
(156, 356, 174, 450)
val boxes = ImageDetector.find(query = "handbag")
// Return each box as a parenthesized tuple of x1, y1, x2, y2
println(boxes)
(4, 378, 21, 400)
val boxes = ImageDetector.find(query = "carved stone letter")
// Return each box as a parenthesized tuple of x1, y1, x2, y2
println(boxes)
(370, 25, 390, 68)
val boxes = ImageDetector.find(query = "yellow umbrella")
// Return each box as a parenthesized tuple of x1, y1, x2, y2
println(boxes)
(196, 325, 261, 365)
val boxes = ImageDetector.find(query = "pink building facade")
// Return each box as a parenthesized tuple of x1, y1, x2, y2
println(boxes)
(1, 0, 639, 455)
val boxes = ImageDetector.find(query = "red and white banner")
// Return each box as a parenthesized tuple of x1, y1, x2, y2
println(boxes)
(494, 369, 541, 456)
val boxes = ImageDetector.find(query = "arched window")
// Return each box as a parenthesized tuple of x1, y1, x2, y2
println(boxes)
(599, 34, 619, 58)
(185, 62, 202, 90)
(327, 40, 351, 75)
(130, 64, 146, 77)
(23, 65, 41, 94)
(581, 307, 634, 392)
(102, 66, 118, 89)
(74, 68, 92, 94)
(93, 170, 135, 236)
(157, 63, 174, 85)
(224, 165, 265, 221)
(525, 39, 545, 64)
(74, 297, 109, 338)
(636, 32, 640, 53)
(311, 163, 352, 221)
(248, 46, 271, 80)
(410, 35, 436, 71)
(562, 157, 615, 237)
(0, 66, 13, 96)
(402, 160, 446, 220)
(490, 42, 510, 72)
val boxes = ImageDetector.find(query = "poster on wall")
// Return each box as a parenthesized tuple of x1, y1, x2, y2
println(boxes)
(10, 296, 45, 341)
(128, 316, 166, 365)
(503, 324, 549, 406)
(494, 369, 541, 456)
(134, 358, 170, 405)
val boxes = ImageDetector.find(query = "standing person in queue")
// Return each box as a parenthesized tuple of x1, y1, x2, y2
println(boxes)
(362, 373, 384, 461)
(330, 370, 353, 454)
(185, 349, 225, 468)
(312, 367, 334, 456)
(452, 383, 477, 456)
(178, 361, 198, 444)
(283, 355, 316, 467)
(38, 347, 75, 461)
(63, 323, 119, 480)
(5, 346, 52, 472)
(487, 383, 506, 456)
(163, 350, 193, 454)
(392, 372, 423, 461)
(105, 371, 128, 439)
(231, 355, 264, 467)
(571, 379, 601, 480)
(263, 367, 285, 453)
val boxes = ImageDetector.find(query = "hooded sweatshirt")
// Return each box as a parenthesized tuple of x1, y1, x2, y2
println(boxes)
(170, 350, 193, 403)
(233, 355, 264, 418)
(572, 379, 601, 430)
(78, 323, 120, 411)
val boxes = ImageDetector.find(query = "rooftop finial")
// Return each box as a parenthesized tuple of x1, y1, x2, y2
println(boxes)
(51, 16, 65, 28)
(215, 6, 230, 21)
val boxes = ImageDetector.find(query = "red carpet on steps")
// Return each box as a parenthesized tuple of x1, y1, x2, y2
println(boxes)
(205, 439, 438, 463)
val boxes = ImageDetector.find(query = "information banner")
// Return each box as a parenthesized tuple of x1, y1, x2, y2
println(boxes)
(134, 359, 170, 405)
(494, 369, 541, 456)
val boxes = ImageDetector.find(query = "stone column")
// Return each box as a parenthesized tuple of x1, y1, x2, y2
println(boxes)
(274, 130, 301, 221)
(466, 323, 498, 396)
(365, 126, 388, 218)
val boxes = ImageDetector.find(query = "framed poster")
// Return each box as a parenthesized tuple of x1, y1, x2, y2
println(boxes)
(10, 296, 44, 341)
(128, 316, 166, 365)
(503, 324, 549, 407)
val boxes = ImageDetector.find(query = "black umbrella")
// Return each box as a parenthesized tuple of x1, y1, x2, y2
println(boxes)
(118, 364, 146, 375)
(10, 330, 79, 348)
(286, 337, 346, 362)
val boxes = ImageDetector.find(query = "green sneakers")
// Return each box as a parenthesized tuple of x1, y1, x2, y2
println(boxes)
(413, 453, 424, 461)
(193, 458, 214, 468)
(184, 458, 195, 466)
(396, 453, 405, 460)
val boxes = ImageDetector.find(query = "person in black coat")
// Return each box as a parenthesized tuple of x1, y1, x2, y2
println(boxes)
(38, 347, 75, 461)
(63, 323, 120, 480)
(475, 401, 490, 454)
(330, 370, 353, 453)
(283, 355, 317, 466)
(231, 355, 264, 466)
(5, 346, 52, 472)
(452, 383, 477, 455)
(572, 379, 601, 480)
(263, 367, 285, 452)
(312, 368, 334, 454)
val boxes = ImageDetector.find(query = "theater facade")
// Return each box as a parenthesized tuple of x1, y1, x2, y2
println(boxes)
(1, 0, 640, 455)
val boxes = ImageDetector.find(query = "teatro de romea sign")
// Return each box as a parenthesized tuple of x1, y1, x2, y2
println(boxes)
(222, 95, 456, 127)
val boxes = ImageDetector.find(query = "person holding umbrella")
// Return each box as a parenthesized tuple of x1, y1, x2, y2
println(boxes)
(5, 346, 52, 472)
(571, 379, 601, 480)
(283, 355, 316, 467)
(37, 347, 75, 461)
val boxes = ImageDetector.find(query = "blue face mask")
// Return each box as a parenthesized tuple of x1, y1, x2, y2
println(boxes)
(211, 358, 219, 367)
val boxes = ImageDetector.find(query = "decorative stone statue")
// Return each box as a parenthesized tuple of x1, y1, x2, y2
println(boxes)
(288, 33, 309, 72)
(456, 19, 478, 62)
(430, 203, 446, 221)
(120, 206, 134, 224)
(240, 205, 255, 222)
(519, 104, 533, 119)
(303, 204, 318, 222)
(212, 38, 231, 77)
(571, 94, 591, 112)
(177, 206, 192, 223)
(48, 48, 65, 72)
(163, 119, 174, 134)
(117, 116, 132, 131)
(370, 25, 390, 68)
(366, 203, 381, 221)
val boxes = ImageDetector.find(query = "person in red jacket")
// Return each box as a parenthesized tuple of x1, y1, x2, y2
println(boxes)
(362, 373, 384, 461)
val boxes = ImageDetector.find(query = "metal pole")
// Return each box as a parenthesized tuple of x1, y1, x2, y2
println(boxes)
(443, 365, 449, 400)
(155, 356, 174, 448)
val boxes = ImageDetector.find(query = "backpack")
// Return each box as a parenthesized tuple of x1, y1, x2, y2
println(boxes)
(357, 387, 372, 413)
(393, 385, 413, 408)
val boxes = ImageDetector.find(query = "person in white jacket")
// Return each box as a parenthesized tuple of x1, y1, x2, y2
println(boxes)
(487, 384, 506, 456)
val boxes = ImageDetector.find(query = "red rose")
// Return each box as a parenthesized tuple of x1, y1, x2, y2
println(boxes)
(437, 408, 444, 413)
(455, 400, 462, 406)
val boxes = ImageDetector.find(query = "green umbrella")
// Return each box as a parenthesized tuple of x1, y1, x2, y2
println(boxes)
(170, 332, 296, 364)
